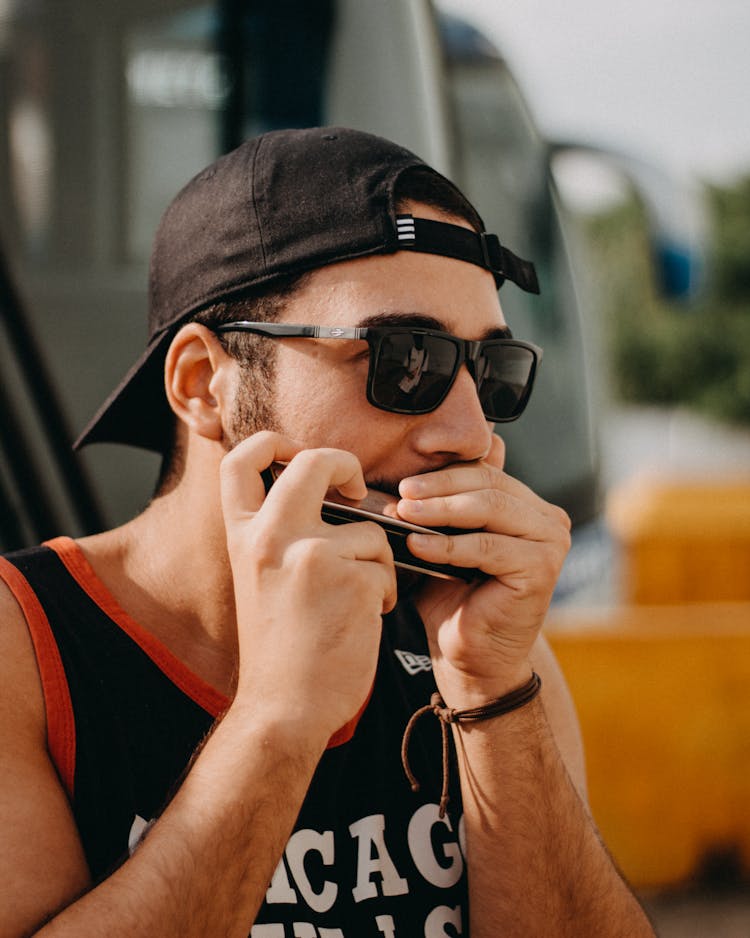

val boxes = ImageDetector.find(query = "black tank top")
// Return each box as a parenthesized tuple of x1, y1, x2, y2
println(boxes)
(1, 538, 468, 936)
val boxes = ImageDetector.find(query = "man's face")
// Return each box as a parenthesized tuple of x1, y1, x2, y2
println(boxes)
(229, 205, 505, 491)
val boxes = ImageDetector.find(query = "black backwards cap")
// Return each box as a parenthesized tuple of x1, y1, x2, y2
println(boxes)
(75, 126, 539, 452)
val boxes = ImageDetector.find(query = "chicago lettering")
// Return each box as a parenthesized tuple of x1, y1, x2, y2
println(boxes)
(255, 806, 465, 936)
(131, 805, 465, 936)
(266, 806, 463, 910)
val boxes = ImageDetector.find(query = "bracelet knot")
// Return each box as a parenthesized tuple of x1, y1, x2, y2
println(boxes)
(401, 672, 542, 819)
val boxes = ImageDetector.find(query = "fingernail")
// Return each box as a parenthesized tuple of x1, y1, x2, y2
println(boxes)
(400, 477, 425, 496)
(408, 533, 431, 548)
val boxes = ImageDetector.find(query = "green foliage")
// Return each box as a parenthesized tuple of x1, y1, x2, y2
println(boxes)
(709, 176, 750, 300)
(612, 306, 750, 423)
(582, 175, 750, 427)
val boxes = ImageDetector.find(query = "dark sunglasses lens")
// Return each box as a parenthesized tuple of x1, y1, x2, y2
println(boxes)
(371, 333, 459, 412)
(477, 344, 537, 420)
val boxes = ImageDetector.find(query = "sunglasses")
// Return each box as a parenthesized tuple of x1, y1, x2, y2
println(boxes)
(214, 322, 542, 422)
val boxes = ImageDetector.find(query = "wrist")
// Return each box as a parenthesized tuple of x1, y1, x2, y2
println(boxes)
(224, 694, 332, 763)
(436, 672, 542, 725)
(432, 661, 535, 712)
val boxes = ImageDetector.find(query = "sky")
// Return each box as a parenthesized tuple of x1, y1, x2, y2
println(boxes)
(438, 0, 750, 188)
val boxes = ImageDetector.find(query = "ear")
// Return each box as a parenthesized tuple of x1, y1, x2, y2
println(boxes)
(164, 324, 235, 442)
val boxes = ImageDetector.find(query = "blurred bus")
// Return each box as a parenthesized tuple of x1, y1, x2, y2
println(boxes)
(0, 0, 693, 567)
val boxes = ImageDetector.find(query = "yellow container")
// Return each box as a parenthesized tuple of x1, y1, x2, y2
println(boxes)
(606, 476, 750, 604)
(547, 603, 750, 888)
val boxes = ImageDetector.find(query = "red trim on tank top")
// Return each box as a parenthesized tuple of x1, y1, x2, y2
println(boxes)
(326, 691, 371, 747)
(44, 537, 365, 748)
(0, 556, 77, 798)
(45, 537, 229, 718)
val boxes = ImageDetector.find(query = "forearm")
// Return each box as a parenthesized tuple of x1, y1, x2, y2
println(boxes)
(35, 703, 324, 938)
(455, 697, 655, 938)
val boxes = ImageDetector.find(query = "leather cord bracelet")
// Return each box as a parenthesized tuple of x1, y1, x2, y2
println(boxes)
(401, 671, 542, 818)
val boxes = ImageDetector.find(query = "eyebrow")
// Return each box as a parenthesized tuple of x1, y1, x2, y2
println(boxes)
(356, 311, 512, 339)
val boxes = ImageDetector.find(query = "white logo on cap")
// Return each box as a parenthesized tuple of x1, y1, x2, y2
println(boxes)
(396, 215, 416, 243)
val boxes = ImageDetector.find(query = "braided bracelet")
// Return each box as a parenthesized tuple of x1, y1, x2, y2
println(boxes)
(401, 671, 542, 818)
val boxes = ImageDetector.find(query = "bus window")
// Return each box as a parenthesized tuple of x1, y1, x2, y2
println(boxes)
(126, 10, 226, 261)
(123, 1, 442, 263)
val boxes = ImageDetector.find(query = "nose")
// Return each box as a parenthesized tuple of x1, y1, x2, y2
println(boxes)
(411, 364, 493, 461)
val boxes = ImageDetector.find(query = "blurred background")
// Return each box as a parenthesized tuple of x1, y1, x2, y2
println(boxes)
(1, 1, 748, 932)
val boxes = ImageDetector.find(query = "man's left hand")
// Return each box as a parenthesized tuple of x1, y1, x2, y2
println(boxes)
(397, 435, 571, 706)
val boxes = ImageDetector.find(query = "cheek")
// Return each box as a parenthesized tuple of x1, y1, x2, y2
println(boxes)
(271, 352, 372, 447)
(270, 353, 412, 474)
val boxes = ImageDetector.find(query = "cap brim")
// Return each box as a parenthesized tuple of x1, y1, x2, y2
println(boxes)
(73, 329, 175, 452)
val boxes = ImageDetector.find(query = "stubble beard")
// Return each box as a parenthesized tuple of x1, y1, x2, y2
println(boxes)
(225, 357, 281, 450)
(223, 353, 404, 498)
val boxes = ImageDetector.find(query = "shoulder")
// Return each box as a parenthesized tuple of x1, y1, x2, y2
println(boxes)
(0, 562, 92, 931)
(0, 566, 47, 741)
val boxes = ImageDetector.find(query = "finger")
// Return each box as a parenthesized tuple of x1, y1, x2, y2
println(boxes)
(407, 529, 567, 581)
(351, 554, 398, 614)
(307, 520, 398, 612)
(334, 519, 394, 566)
(261, 448, 367, 527)
(330, 520, 397, 602)
(220, 431, 304, 520)
(399, 460, 569, 528)
(397, 486, 565, 540)
(329, 519, 398, 612)
(370, 560, 398, 615)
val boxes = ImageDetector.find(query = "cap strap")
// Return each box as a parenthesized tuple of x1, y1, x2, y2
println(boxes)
(395, 214, 540, 294)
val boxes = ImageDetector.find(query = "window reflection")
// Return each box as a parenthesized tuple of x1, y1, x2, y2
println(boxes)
(8, 37, 53, 257)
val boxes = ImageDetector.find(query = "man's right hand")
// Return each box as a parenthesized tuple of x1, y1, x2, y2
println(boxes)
(220, 432, 398, 749)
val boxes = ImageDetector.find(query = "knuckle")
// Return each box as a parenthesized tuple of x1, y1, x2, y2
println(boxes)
(438, 494, 453, 515)
(478, 531, 496, 556)
(221, 430, 285, 480)
(513, 579, 536, 602)
(486, 487, 509, 515)
(553, 504, 572, 532)
(291, 537, 329, 574)
(247, 528, 283, 566)
(537, 542, 566, 581)
(440, 466, 462, 492)
(440, 535, 456, 557)
(358, 520, 389, 549)
(550, 510, 573, 554)
(292, 446, 360, 480)
(291, 448, 327, 472)
(253, 429, 282, 447)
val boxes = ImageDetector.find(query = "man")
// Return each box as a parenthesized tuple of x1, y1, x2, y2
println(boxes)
(0, 127, 654, 936)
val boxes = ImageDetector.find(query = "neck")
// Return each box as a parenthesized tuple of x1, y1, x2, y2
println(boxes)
(77, 449, 238, 695)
